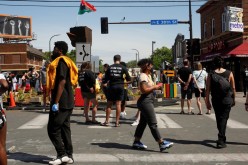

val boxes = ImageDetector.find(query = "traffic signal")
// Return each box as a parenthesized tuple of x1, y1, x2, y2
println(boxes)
(186, 39, 192, 55)
(67, 26, 92, 47)
(101, 17, 108, 34)
(192, 38, 200, 55)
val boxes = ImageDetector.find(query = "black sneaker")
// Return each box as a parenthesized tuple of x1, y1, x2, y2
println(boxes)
(216, 140, 227, 149)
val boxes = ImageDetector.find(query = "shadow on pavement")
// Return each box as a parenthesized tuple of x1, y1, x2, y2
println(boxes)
(8, 152, 51, 164)
(91, 142, 162, 153)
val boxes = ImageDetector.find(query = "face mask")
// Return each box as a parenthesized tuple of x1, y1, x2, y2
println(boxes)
(51, 51, 60, 60)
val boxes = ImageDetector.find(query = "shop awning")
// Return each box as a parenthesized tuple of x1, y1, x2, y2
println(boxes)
(227, 42, 248, 57)
(200, 48, 231, 62)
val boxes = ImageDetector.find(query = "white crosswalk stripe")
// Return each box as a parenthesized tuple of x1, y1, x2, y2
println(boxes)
(8, 153, 248, 163)
(16, 109, 248, 130)
(156, 114, 182, 128)
(206, 114, 248, 129)
(18, 114, 48, 129)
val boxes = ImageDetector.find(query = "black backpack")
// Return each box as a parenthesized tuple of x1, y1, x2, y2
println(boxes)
(210, 71, 232, 99)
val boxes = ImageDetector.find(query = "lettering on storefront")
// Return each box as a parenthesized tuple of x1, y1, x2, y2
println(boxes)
(207, 40, 225, 53)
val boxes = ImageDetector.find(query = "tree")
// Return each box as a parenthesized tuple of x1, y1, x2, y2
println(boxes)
(150, 46, 172, 70)
(67, 50, 76, 63)
(126, 60, 137, 68)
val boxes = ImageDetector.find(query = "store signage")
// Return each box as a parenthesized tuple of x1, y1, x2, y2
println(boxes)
(225, 6, 243, 32)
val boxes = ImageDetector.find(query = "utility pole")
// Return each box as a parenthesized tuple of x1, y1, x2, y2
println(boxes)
(189, 0, 194, 68)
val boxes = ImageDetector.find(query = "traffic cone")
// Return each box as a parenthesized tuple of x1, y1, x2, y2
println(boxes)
(9, 91, 16, 107)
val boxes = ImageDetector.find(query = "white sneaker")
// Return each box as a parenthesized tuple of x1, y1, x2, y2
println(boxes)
(120, 112, 126, 119)
(49, 156, 70, 165)
(68, 157, 74, 164)
(131, 120, 139, 126)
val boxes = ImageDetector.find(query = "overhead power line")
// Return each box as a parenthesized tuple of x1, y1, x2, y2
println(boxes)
(0, 4, 203, 7)
(0, 0, 208, 2)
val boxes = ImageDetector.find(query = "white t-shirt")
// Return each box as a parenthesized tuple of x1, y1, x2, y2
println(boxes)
(139, 73, 154, 94)
(0, 74, 5, 80)
(193, 70, 208, 89)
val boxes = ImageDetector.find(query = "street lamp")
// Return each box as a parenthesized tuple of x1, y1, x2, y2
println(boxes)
(49, 34, 60, 60)
(152, 41, 156, 55)
(131, 49, 139, 65)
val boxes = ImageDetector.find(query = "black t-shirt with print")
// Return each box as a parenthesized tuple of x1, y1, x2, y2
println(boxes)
(103, 63, 131, 87)
(78, 70, 95, 93)
(51, 59, 74, 109)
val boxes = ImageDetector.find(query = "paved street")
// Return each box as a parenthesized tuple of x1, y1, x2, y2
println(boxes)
(5, 92, 248, 165)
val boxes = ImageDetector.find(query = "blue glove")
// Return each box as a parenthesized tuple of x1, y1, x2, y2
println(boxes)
(52, 104, 58, 112)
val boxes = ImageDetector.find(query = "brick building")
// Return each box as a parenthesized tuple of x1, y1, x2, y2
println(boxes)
(197, 0, 248, 91)
(0, 43, 44, 75)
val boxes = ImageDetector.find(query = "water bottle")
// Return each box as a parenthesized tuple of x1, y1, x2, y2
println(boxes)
(52, 104, 58, 112)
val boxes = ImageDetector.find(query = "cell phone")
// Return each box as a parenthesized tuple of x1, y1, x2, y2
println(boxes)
(157, 83, 163, 87)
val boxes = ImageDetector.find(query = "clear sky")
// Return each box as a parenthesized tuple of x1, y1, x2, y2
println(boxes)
(0, 0, 206, 65)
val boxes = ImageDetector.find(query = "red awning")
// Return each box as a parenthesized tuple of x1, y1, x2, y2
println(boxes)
(228, 42, 248, 57)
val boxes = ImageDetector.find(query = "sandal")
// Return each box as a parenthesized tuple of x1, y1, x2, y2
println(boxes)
(91, 120, 100, 124)
(85, 120, 92, 125)
(197, 113, 203, 115)
(100, 122, 109, 126)
(179, 111, 185, 114)
(188, 112, 195, 115)
(205, 112, 211, 115)
(115, 123, 120, 127)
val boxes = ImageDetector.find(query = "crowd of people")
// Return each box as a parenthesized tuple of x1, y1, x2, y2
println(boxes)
(0, 40, 248, 164)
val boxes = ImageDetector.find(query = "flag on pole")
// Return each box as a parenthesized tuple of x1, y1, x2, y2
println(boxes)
(78, 0, 96, 15)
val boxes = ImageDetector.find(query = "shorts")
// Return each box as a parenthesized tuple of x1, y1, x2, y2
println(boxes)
(108, 85, 124, 102)
(181, 87, 192, 100)
(194, 88, 206, 97)
(82, 92, 96, 100)
(121, 89, 128, 105)
(30, 80, 36, 88)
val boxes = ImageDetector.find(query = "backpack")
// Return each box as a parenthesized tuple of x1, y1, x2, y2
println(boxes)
(210, 71, 232, 99)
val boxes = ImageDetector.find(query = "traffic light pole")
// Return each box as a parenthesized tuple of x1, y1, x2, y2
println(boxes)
(108, 21, 189, 25)
(189, 0, 194, 68)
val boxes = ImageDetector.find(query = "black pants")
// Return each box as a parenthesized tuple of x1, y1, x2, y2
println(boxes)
(243, 80, 248, 96)
(47, 109, 73, 157)
(134, 100, 161, 141)
(212, 100, 231, 142)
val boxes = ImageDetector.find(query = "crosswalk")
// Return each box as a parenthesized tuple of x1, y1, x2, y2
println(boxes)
(16, 106, 248, 130)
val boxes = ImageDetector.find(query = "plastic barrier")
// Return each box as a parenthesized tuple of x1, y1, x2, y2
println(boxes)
(75, 88, 84, 107)
(163, 83, 177, 98)
(74, 88, 93, 107)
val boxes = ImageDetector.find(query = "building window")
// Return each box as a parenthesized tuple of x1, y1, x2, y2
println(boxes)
(0, 55, 4, 64)
(204, 23, 207, 39)
(222, 13, 226, 32)
(12, 55, 21, 64)
(211, 18, 215, 36)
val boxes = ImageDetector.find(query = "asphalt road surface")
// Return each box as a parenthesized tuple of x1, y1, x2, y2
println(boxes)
(5, 92, 248, 165)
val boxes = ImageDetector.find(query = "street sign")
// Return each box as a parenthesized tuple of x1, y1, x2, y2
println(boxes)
(76, 43, 91, 63)
(163, 70, 175, 77)
(150, 19, 178, 25)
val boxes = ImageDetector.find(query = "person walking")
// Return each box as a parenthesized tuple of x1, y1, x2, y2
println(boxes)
(27, 66, 39, 94)
(132, 58, 173, 152)
(40, 60, 50, 111)
(177, 59, 194, 114)
(0, 73, 9, 165)
(192, 62, 210, 115)
(206, 56, 236, 149)
(245, 94, 248, 111)
(241, 65, 248, 97)
(100, 55, 131, 127)
(46, 41, 78, 165)
(78, 61, 99, 124)
(21, 71, 27, 93)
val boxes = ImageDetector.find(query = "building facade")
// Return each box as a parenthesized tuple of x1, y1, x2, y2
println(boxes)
(0, 43, 44, 74)
(197, 0, 248, 91)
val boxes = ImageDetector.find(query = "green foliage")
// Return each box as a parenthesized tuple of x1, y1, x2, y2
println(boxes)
(150, 46, 172, 70)
(127, 60, 137, 68)
(67, 50, 76, 63)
